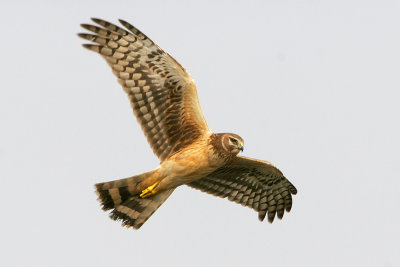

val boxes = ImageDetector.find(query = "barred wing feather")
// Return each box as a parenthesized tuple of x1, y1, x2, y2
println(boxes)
(188, 156, 297, 222)
(79, 18, 210, 161)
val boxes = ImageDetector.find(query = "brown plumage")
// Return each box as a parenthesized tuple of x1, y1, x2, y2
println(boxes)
(79, 18, 297, 229)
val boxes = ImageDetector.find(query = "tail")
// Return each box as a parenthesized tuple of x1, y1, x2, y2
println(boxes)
(95, 170, 174, 229)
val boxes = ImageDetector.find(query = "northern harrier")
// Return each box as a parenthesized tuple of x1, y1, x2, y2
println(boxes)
(79, 18, 297, 229)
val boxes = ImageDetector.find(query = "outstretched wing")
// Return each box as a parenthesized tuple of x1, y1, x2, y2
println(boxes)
(188, 156, 297, 223)
(79, 18, 210, 161)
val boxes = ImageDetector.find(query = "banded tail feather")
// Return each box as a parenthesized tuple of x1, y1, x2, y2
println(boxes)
(95, 170, 174, 229)
(110, 189, 174, 229)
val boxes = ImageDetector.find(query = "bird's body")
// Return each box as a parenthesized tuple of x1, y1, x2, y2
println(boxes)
(140, 133, 227, 193)
(79, 18, 297, 229)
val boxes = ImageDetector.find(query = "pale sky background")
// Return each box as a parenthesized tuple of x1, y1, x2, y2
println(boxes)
(1, 1, 399, 266)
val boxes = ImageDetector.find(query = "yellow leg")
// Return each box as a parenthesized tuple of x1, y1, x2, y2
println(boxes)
(140, 180, 160, 198)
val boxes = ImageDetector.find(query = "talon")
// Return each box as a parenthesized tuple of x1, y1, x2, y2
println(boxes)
(140, 180, 160, 198)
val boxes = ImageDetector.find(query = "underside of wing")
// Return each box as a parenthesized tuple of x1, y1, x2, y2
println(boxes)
(188, 156, 297, 223)
(79, 18, 210, 161)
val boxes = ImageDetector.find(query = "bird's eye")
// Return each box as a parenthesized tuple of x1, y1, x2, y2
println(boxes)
(229, 137, 238, 144)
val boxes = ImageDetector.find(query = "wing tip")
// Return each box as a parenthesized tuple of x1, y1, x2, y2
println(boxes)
(118, 19, 136, 34)
(80, 23, 93, 31)
(91, 17, 112, 27)
(268, 212, 276, 223)
(118, 18, 127, 24)
(90, 17, 102, 23)
(291, 187, 298, 195)
(118, 18, 131, 28)
(77, 33, 94, 41)
(81, 43, 100, 52)
(285, 205, 292, 212)
(258, 211, 266, 222)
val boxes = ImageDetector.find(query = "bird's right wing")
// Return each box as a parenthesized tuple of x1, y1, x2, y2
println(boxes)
(79, 18, 210, 161)
(188, 156, 297, 223)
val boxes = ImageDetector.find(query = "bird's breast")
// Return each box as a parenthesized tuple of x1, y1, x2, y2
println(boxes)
(159, 138, 227, 185)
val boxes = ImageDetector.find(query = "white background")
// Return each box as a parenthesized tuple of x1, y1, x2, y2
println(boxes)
(1, 1, 399, 266)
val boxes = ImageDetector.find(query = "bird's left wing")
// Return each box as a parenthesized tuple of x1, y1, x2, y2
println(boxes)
(188, 156, 297, 222)
(79, 18, 210, 161)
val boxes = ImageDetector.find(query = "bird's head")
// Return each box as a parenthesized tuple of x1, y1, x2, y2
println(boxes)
(221, 133, 244, 155)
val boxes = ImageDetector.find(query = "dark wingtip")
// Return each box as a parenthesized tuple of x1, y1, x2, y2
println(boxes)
(268, 213, 276, 223)
(285, 205, 292, 212)
(118, 18, 126, 24)
(118, 19, 135, 32)
(77, 33, 94, 41)
(81, 44, 101, 53)
(277, 209, 284, 220)
(258, 212, 266, 222)
(91, 17, 103, 24)
(81, 43, 91, 49)
(291, 187, 298, 195)
(80, 23, 91, 30)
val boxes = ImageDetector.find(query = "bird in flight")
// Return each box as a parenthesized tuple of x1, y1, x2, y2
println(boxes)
(79, 18, 297, 229)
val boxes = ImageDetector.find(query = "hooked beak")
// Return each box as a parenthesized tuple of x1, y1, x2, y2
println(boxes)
(239, 141, 244, 152)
